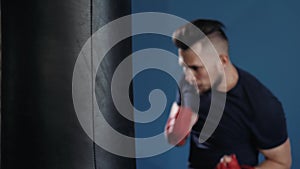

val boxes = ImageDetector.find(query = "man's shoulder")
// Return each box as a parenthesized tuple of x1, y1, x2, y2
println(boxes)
(237, 67, 262, 87)
(236, 67, 280, 107)
(237, 67, 272, 95)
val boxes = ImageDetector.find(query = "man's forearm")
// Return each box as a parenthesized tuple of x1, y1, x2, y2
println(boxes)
(255, 159, 291, 169)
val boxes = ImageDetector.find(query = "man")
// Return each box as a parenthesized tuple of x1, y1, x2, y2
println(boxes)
(164, 19, 292, 169)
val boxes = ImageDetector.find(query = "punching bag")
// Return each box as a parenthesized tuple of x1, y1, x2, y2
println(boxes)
(1, 0, 135, 168)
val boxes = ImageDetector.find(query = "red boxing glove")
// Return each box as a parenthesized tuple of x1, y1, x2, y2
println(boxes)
(165, 103, 198, 146)
(215, 154, 254, 169)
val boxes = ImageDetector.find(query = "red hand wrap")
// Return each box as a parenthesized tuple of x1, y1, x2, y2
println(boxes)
(215, 154, 254, 169)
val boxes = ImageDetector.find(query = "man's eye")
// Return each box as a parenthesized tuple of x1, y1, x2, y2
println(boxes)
(189, 66, 202, 71)
(190, 66, 198, 71)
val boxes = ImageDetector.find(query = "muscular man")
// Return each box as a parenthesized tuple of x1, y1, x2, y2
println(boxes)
(164, 19, 292, 169)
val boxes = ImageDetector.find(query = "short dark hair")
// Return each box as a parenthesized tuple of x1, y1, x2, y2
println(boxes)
(172, 19, 228, 50)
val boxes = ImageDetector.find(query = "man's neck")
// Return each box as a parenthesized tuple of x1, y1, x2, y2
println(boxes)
(225, 64, 239, 92)
(216, 64, 239, 93)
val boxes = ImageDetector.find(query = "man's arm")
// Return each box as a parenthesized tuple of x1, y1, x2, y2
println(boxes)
(255, 138, 292, 169)
(216, 139, 291, 169)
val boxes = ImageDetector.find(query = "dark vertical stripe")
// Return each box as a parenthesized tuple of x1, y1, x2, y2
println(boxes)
(90, 0, 97, 169)
(92, 0, 136, 168)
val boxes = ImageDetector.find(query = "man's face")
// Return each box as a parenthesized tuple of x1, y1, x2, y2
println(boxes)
(179, 45, 223, 93)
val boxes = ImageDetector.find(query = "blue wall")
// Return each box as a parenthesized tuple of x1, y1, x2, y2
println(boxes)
(132, 1, 300, 168)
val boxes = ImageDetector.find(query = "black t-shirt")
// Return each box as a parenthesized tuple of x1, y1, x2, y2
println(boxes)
(176, 67, 288, 169)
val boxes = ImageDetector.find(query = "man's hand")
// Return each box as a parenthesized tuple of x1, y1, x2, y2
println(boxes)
(215, 154, 254, 169)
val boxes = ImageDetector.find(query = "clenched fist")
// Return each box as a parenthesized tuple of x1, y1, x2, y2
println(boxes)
(215, 154, 254, 169)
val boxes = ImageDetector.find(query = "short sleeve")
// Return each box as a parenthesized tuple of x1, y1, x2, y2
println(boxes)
(239, 68, 289, 150)
(249, 94, 288, 149)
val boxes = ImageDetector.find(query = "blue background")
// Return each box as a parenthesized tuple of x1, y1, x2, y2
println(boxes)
(132, 1, 300, 168)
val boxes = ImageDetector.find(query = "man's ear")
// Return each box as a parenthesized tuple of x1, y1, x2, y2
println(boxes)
(219, 54, 229, 66)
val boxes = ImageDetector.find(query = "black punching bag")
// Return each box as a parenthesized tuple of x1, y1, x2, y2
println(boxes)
(1, 0, 135, 168)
